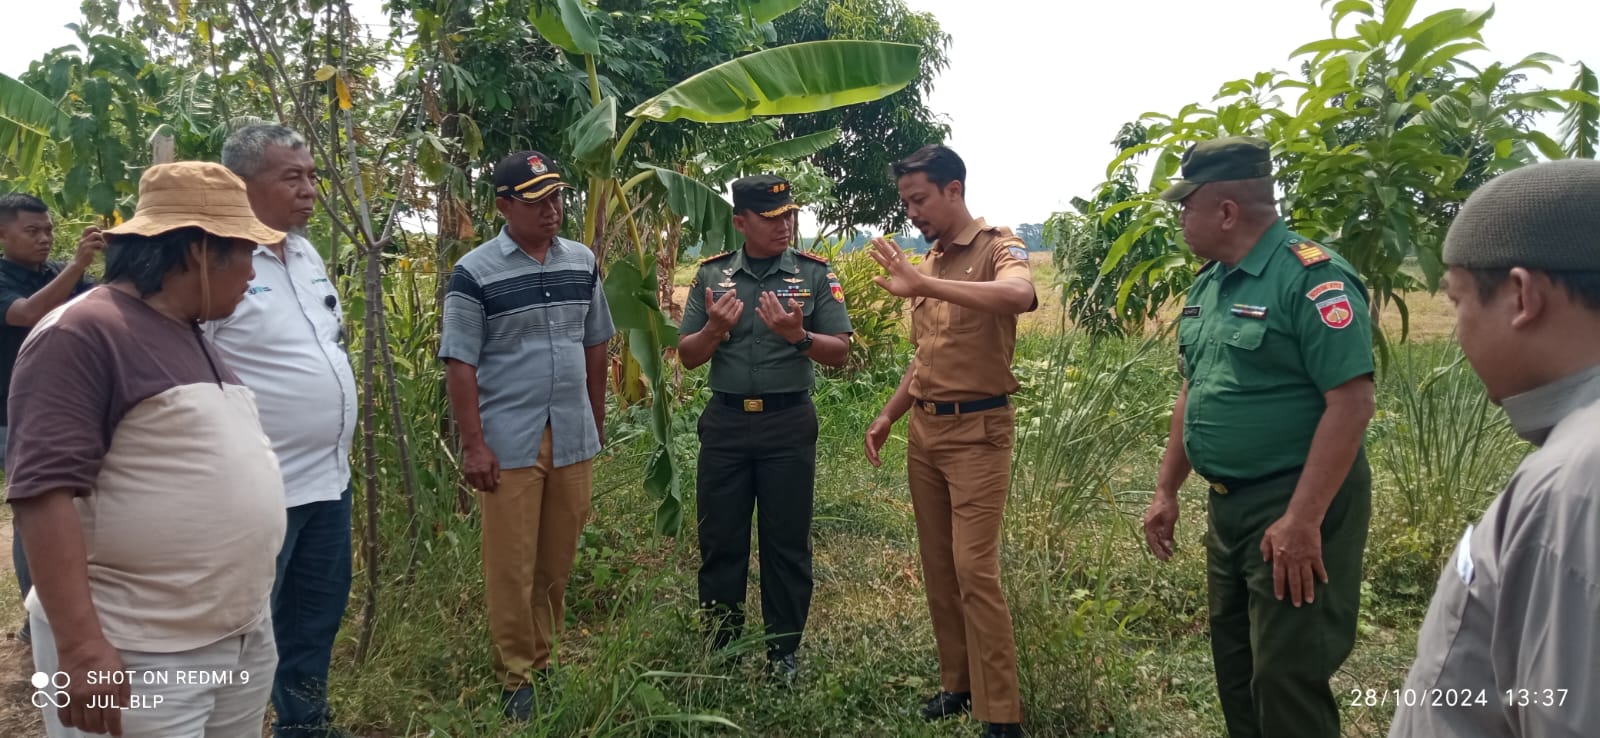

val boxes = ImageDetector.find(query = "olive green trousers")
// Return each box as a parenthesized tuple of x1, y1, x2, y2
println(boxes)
(1204, 450, 1371, 738)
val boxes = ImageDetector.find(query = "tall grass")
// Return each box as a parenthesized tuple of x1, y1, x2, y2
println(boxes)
(1363, 342, 1528, 614)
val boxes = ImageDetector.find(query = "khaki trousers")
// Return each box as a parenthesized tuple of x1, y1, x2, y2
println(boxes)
(907, 403, 1022, 723)
(480, 427, 593, 689)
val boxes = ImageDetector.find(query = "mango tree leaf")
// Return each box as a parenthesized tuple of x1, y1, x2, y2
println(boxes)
(566, 97, 617, 168)
(530, 0, 600, 56)
(641, 165, 742, 254)
(628, 40, 920, 123)
(1560, 62, 1597, 159)
(708, 128, 840, 181)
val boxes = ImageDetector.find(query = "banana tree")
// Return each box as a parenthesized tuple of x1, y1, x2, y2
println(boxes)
(531, 0, 919, 534)
(0, 72, 65, 184)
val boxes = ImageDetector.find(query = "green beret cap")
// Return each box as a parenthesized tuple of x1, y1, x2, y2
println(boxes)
(1159, 136, 1274, 203)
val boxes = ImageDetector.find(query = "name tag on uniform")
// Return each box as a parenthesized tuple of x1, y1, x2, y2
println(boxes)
(1181, 305, 1201, 318)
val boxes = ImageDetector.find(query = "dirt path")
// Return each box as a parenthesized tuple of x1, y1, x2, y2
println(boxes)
(0, 511, 44, 737)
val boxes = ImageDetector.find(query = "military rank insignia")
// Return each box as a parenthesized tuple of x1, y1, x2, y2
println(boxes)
(1229, 304, 1268, 320)
(1290, 240, 1331, 267)
(774, 287, 812, 300)
(1317, 295, 1354, 329)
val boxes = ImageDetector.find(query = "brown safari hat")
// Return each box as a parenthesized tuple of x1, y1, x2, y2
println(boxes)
(105, 161, 285, 244)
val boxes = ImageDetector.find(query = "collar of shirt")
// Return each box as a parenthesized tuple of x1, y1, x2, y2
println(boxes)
(253, 233, 309, 261)
(1501, 362, 1600, 446)
(1232, 219, 1290, 278)
(934, 217, 988, 253)
(494, 225, 565, 260)
(730, 246, 798, 278)
(0, 258, 58, 283)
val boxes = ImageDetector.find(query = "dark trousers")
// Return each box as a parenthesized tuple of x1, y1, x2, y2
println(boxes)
(271, 486, 354, 738)
(1206, 450, 1371, 738)
(695, 398, 818, 657)
(2, 425, 28, 634)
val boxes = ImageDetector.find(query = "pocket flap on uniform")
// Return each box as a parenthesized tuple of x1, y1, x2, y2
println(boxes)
(1177, 317, 1202, 346)
(1222, 320, 1266, 350)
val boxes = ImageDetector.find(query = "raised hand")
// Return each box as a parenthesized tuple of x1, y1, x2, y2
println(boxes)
(755, 291, 805, 344)
(868, 237, 922, 298)
(704, 288, 745, 336)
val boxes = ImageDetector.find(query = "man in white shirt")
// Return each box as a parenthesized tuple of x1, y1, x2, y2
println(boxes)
(215, 124, 358, 738)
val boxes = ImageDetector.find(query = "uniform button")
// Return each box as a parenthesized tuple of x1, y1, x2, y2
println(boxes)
(1232, 332, 1239, 340)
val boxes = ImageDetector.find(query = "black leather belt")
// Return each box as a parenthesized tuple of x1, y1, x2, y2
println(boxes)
(1201, 466, 1302, 496)
(712, 391, 809, 413)
(914, 394, 1009, 416)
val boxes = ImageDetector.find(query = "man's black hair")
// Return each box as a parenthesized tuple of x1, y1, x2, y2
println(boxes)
(891, 145, 967, 192)
(0, 193, 48, 227)
(105, 227, 237, 297)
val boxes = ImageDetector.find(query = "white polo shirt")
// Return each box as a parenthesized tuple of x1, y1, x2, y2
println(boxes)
(205, 233, 357, 508)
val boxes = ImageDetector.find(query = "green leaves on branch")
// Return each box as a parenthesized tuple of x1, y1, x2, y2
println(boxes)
(707, 127, 841, 181)
(1562, 62, 1598, 159)
(628, 40, 921, 123)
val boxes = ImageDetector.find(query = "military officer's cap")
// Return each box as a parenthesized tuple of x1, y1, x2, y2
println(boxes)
(493, 151, 572, 203)
(1159, 136, 1274, 203)
(732, 174, 800, 218)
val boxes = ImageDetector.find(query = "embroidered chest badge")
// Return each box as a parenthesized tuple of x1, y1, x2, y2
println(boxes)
(1317, 296, 1354, 329)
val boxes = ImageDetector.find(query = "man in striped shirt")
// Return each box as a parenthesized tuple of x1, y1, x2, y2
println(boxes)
(439, 151, 614, 722)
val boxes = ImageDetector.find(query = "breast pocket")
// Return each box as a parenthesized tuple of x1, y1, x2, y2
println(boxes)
(1222, 319, 1266, 351)
(1177, 316, 1203, 378)
(948, 304, 985, 333)
(910, 296, 929, 345)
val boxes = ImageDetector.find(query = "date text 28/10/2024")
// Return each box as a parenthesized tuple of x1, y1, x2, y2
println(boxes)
(1349, 688, 1570, 709)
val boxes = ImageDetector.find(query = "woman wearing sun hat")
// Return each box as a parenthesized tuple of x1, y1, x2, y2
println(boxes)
(6, 161, 290, 738)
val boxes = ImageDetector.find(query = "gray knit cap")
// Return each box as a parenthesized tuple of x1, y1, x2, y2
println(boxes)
(1443, 159, 1600, 270)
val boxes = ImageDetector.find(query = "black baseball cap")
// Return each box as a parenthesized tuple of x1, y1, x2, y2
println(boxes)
(493, 151, 572, 203)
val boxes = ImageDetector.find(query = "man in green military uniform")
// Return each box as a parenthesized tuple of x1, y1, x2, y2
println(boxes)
(1141, 137, 1376, 738)
(678, 174, 853, 680)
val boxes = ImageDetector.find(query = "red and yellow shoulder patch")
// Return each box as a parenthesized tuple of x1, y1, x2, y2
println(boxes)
(1289, 240, 1331, 267)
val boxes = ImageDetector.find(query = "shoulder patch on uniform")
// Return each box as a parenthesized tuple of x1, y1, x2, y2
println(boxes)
(1305, 280, 1345, 301)
(994, 237, 1029, 262)
(797, 250, 830, 264)
(699, 250, 735, 265)
(1289, 240, 1331, 267)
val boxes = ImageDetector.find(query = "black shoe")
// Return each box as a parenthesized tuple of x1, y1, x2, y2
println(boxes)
(981, 723, 1025, 738)
(499, 687, 533, 722)
(920, 690, 972, 721)
(766, 652, 799, 686)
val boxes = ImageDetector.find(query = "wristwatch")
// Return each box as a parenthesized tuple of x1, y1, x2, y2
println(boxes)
(791, 331, 814, 352)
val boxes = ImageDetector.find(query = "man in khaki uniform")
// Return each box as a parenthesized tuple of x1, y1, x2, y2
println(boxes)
(866, 144, 1035, 738)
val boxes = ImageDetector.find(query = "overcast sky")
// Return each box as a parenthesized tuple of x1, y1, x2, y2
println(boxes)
(7, 0, 1596, 229)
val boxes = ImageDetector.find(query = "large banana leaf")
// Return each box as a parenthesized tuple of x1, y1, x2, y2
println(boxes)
(530, 0, 600, 56)
(740, 0, 805, 25)
(565, 96, 616, 168)
(628, 40, 920, 124)
(0, 73, 64, 176)
(643, 165, 742, 255)
(708, 128, 841, 181)
(601, 256, 683, 535)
